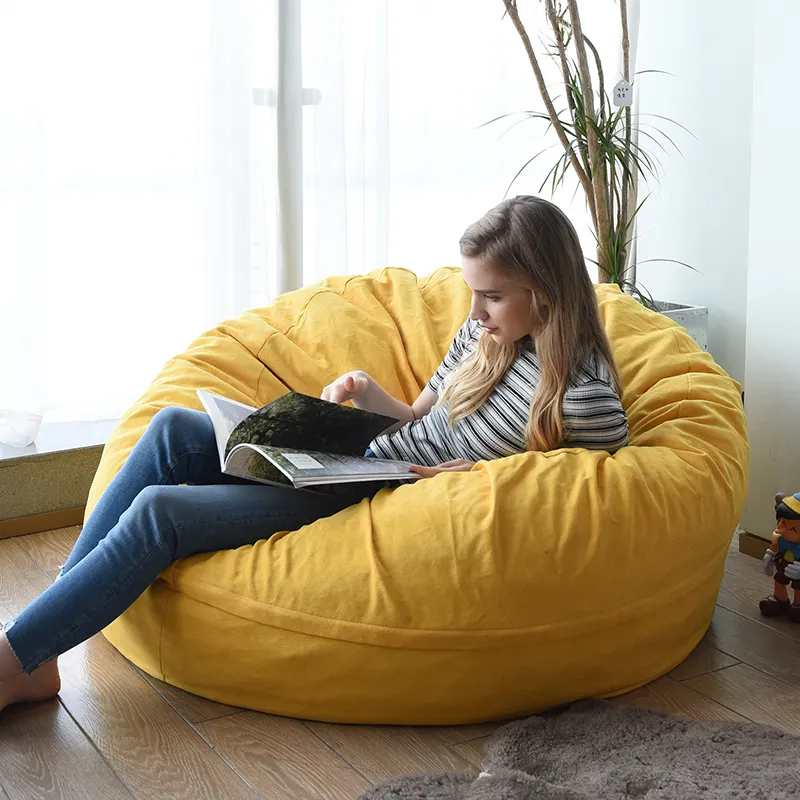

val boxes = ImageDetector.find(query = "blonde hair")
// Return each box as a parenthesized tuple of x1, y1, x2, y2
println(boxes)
(437, 195, 622, 452)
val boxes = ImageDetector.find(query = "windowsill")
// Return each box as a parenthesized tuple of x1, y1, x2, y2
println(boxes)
(1, 418, 121, 530)
(0, 418, 120, 463)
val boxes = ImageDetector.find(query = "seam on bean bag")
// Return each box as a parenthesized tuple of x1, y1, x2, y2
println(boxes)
(252, 271, 401, 400)
(165, 538, 729, 650)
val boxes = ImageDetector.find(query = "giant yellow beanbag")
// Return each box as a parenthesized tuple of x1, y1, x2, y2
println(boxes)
(87, 266, 748, 724)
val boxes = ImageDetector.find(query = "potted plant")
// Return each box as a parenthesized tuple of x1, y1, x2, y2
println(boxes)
(496, 0, 708, 352)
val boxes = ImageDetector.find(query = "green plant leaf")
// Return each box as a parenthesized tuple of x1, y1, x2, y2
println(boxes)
(637, 258, 700, 274)
(631, 125, 682, 158)
(624, 193, 650, 231)
(477, 110, 544, 129)
(631, 112, 697, 139)
(503, 145, 561, 196)
(622, 280, 657, 310)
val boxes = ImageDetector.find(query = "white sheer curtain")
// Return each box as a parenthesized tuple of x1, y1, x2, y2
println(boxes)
(0, 0, 621, 440)
(301, 0, 622, 281)
(0, 0, 279, 436)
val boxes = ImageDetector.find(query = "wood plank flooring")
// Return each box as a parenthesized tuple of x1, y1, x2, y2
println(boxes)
(1, 526, 798, 799)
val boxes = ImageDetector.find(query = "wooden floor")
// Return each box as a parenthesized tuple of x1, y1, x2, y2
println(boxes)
(1, 527, 798, 799)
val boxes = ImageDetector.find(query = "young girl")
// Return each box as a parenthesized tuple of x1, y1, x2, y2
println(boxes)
(0, 195, 627, 713)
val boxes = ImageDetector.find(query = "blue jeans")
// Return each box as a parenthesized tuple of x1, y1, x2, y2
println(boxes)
(4, 407, 382, 674)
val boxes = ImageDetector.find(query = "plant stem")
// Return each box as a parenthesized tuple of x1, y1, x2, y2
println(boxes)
(583, 34, 611, 233)
(619, 0, 634, 285)
(565, 0, 612, 282)
(502, 0, 597, 232)
(582, 35, 604, 115)
(545, 0, 591, 181)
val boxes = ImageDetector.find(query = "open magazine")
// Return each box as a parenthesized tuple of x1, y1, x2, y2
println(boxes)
(197, 389, 421, 492)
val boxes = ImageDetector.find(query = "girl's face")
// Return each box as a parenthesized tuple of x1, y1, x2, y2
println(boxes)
(462, 256, 546, 345)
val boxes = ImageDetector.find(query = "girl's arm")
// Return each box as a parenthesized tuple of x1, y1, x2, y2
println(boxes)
(321, 372, 438, 434)
(367, 384, 438, 435)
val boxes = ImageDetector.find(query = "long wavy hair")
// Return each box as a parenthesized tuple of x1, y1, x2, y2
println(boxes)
(437, 195, 622, 452)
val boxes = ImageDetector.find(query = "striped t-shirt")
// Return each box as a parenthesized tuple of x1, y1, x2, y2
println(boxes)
(367, 317, 628, 466)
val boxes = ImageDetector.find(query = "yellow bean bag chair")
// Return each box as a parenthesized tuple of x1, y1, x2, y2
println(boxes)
(88, 266, 748, 725)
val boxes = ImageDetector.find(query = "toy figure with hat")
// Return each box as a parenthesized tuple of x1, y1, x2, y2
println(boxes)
(760, 492, 800, 622)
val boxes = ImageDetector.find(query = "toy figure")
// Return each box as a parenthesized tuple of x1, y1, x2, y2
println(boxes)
(760, 492, 800, 622)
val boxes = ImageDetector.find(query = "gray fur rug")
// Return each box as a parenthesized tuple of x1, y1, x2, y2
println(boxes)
(359, 700, 800, 799)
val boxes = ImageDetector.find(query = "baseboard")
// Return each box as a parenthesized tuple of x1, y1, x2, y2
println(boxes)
(0, 507, 85, 540)
(738, 530, 770, 560)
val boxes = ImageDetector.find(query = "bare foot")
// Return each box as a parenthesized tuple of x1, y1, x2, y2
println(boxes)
(0, 659, 61, 713)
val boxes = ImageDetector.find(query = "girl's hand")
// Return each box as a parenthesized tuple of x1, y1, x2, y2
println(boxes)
(321, 371, 371, 404)
(408, 459, 476, 478)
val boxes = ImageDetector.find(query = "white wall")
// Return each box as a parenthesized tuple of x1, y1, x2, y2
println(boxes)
(635, 0, 800, 537)
(739, 0, 800, 536)
(634, 0, 755, 386)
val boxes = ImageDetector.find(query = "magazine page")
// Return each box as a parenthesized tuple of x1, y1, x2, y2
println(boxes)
(224, 391, 400, 460)
(223, 446, 323, 495)
(235, 444, 421, 487)
(196, 389, 258, 469)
